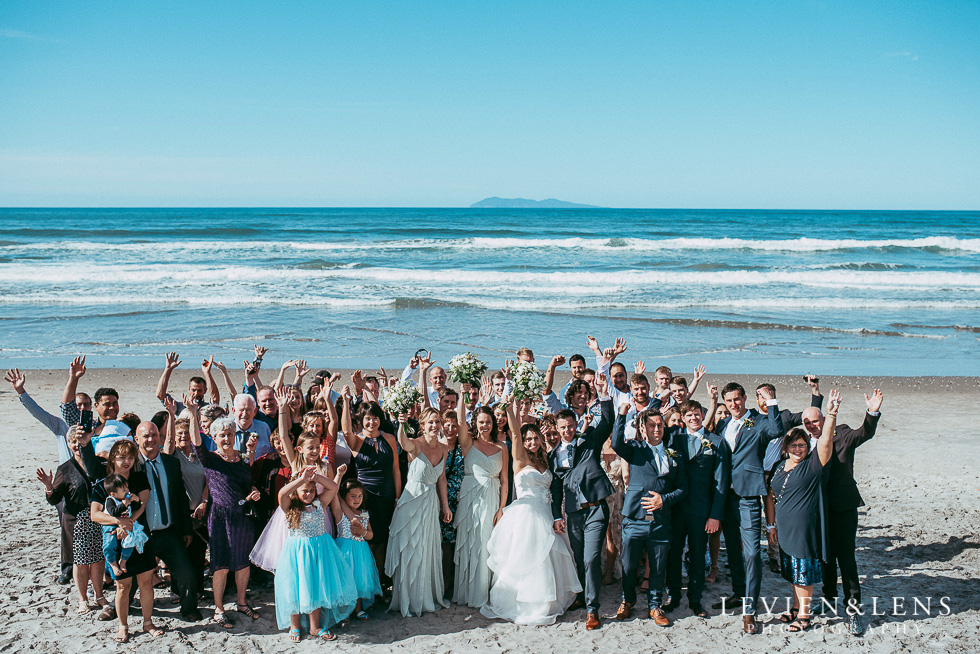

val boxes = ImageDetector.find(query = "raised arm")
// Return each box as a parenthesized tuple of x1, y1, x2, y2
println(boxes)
(155, 351, 181, 402)
(212, 359, 238, 401)
(418, 356, 433, 409)
(457, 385, 475, 454)
(184, 394, 203, 447)
(503, 397, 529, 468)
(817, 390, 839, 466)
(396, 414, 419, 457)
(278, 465, 317, 511)
(688, 364, 706, 397)
(543, 354, 565, 396)
(201, 356, 221, 405)
(162, 396, 178, 454)
(611, 402, 633, 461)
(272, 359, 295, 392)
(7, 369, 69, 437)
(757, 385, 783, 443)
(704, 384, 720, 431)
(274, 386, 299, 468)
(60, 356, 86, 424)
(339, 386, 364, 453)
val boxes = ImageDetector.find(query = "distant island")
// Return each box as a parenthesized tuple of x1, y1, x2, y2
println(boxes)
(471, 197, 601, 209)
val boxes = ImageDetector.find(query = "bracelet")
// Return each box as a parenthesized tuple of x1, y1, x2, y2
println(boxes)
(765, 523, 776, 531)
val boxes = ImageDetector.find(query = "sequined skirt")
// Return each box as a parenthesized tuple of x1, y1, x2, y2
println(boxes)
(779, 547, 823, 586)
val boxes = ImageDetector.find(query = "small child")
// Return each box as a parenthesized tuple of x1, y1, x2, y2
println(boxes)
(101, 474, 148, 577)
(332, 479, 382, 620)
(275, 466, 358, 642)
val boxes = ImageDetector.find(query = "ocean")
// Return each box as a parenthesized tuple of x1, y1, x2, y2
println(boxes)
(0, 208, 977, 375)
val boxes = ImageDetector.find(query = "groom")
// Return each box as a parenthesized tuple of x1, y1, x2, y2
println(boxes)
(550, 374, 615, 630)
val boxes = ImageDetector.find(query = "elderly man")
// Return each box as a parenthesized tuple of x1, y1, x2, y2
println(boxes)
(133, 422, 201, 622)
(401, 353, 448, 406)
(805, 390, 883, 635)
(232, 393, 273, 457)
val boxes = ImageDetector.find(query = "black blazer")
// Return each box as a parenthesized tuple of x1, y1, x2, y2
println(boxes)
(827, 411, 881, 511)
(46, 458, 94, 516)
(776, 393, 824, 432)
(549, 398, 615, 519)
(146, 453, 193, 537)
(667, 427, 730, 522)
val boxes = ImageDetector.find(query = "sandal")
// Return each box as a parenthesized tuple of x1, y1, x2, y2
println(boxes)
(143, 624, 165, 638)
(356, 610, 369, 621)
(287, 628, 302, 642)
(212, 611, 234, 629)
(316, 627, 337, 641)
(113, 626, 128, 643)
(77, 600, 93, 614)
(97, 604, 116, 621)
(780, 608, 799, 623)
(787, 617, 812, 632)
(236, 603, 260, 620)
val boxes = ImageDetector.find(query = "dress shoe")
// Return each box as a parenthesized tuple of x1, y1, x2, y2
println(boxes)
(690, 602, 708, 618)
(649, 608, 670, 626)
(58, 571, 73, 585)
(662, 597, 681, 613)
(615, 601, 633, 620)
(585, 613, 600, 630)
(569, 597, 586, 611)
(711, 595, 744, 610)
(743, 615, 760, 634)
(179, 609, 203, 622)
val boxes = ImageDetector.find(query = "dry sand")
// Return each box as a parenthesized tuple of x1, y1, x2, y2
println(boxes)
(2, 368, 978, 653)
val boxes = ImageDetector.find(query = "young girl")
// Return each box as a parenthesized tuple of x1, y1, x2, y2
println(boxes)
(332, 479, 382, 619)
(275, 466, 357, 642)
(251, 389, 337, 571)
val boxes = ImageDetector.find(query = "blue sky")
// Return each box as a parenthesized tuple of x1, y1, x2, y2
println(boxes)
(1, 1, 977, 208)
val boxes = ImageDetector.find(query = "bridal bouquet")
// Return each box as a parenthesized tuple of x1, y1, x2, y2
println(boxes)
(509, 361, 546, 400)
(381, 380, 423, 417)
(447, 352, 488, 403)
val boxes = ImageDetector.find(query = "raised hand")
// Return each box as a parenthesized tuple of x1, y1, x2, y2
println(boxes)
(351, 369, 364, 387)
(246, 433, 258, 454)
(708, 384, 719, 401)
(377, 367, 389, 383)
(163, 395, 178, 415)
(550, 354, 566, 369)
(865, 389, 883, 413)
(295, 360, 311, 378)
(164, 351, 181, 371)
(280, 359, 297, 371)
(757, 385, 774, 402)
(69, 355, 87, 379)
(805, 374, 821, 394)
(501, 359, 514, 376)
(634, 360, 646, 375)
(828, 389, 842, 415)
(612, 337, 627, 355)
(693, 364, 706, 381)
(201, 355, 214, 375)
(243, 360, 258, 375)
(4, 369, 26, 394)
(329, 372, 342, 384)
(182, 393, 200, 413)
(586, 335, 601, 354)
(254, 344, 268, 360)
(214, 360, 228, 373)
(274, 386, 290, 407)
(341, 385, 352, 401)
(335, 463, 348, 478)
(36, 468, 54, 491)
(595, 372, 609, 397)
(301, 465, 317, 481)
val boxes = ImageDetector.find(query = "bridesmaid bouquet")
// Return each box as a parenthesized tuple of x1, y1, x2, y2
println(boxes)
(381, 380, 423, 417)
(447, 352, 488, 403)
(508, 361, 546, 400)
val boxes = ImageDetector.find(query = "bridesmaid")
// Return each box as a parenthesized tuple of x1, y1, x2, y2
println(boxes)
(341, 389, 402, 582)
(385, 408, 452, 617)
(440, 409, 465, 597)
(600, 440, 626, 585)
(453, 389, 508, 607)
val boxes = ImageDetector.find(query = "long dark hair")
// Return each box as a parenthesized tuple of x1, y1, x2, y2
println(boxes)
(471, 405, 499, 443)
(520, 423, 548, 470)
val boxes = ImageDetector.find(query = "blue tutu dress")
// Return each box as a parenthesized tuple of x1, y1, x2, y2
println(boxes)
(335, 511, 382, 609)
(274, 499, 358, 630)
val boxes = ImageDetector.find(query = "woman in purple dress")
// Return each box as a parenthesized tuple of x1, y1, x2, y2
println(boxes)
(185, 398, 261, 628)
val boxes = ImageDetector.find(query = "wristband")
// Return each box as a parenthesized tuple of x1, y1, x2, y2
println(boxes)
(765, 523, 776, 531)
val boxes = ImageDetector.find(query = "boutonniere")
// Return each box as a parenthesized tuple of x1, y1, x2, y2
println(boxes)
(665, 448, 679, 460)
(697, 435, 713, 454)
(742, 418, 755, 429)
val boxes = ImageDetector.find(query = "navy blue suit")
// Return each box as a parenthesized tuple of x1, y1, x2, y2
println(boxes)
(611, 412, 686, 609)
(549, 398, 615, 612)
(665, 427, 730, 605)
(713, 403, 783, 615)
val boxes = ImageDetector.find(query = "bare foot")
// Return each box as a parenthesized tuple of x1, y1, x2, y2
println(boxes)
(114, 626, 128, 643)
(143, 622, 165, 638)
(705, 566, 719, 584)
(109, 561, 124, 578)
(119, 559, 128, 574)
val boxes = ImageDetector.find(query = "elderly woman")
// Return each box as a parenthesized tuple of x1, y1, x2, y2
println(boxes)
(89, 440, 155, 643)
(162, 400, 210, 599)
(767, 390, 840, 632)
(37, 426, 110, 618)
(185, 398, 261, 628)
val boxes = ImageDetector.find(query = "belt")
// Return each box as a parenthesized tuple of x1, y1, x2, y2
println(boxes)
(642, 513, 657, 521)
(580, 499, 605, 510)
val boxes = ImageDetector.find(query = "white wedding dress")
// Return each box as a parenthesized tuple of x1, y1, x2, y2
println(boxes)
(480, 467, 582, 625)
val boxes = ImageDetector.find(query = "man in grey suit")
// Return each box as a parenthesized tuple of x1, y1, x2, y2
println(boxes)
(549, 375, 615, 631)
(711, 382, 783, 634)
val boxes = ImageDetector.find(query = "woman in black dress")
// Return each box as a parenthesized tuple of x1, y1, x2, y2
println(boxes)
(767, 389, 840, 632)
(341, 392, 402, 582)
(89, 439, 155, 643)
(37, 426, 110, 617)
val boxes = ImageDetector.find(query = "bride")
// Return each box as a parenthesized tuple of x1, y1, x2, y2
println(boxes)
(480, 397, 582, 625)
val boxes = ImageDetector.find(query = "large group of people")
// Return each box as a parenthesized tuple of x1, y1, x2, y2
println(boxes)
(10, 336, 884, 643)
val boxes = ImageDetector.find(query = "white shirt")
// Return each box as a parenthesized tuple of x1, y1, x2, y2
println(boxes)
(556, 439, 576, 468)
(723, 402, 777, 451)
(623, 399, 656, 441)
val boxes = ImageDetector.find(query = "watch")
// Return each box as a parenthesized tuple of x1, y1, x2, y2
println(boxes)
(765, 523, 776, 531)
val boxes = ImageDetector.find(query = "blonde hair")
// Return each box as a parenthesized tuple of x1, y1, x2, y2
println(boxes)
(285, 481, 318, 529)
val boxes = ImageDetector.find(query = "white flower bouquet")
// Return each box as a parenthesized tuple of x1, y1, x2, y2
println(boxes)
(381, 380, 423, 417)
(447, 352, 488, 403)
(508, 360, 546, 400)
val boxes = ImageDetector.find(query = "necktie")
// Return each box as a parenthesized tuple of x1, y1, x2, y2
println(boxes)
(149, 459, 169, 526)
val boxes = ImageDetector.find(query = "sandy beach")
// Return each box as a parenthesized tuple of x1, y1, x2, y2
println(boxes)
(2, 368, 978, 653)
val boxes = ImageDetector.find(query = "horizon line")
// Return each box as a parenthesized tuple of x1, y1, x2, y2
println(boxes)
(1, 206, 978, 212)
